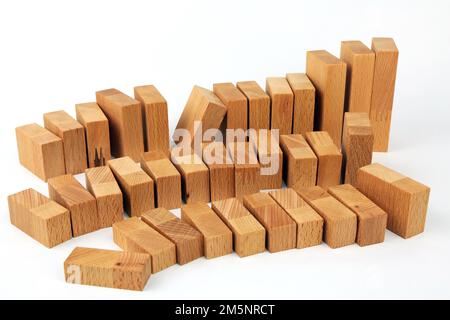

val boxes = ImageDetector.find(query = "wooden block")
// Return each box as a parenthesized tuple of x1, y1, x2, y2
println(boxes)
(328, 184, 387, 246)
(286, 73, 315, 134)
(85, 166, 123, 228)
(227, 142, 260, 198)
(269, 188, 323, 249)
(48, 174, 100, 237)
(96, 88, 144, 161)
(108, 157, 154, 217)
(266, 77, 294, 135)
(356, 163, 430, 238)
(15, 123, 65, 181)
(236, 81, 270, 130)
(141, 150, 181, 209)
(141, 208, 203, 265)
(43, 110, 87, 174)
(342, 112, 373, 185)
(243, 192, 296, 252)
(370, 38, 399, 152)
(75, 102, 111, 167)
(134, 85, 170, 152)
(212, 198, 265, 257)
(213, 82, 248, 131)
(305, 131, 342, 189)
(113, 217, 176, 273)
(64, 247, 151, 291)
(306, 50, 347, 147)
(8, 188, 71, 248)
(181, 203, 233, 259)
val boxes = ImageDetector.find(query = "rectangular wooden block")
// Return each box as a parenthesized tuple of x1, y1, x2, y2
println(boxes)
(64, 247, 151, 291)
(181, 202, 233, 259)
(356, 163, 430, 238)
(266, 77, 294, 135)
(227, 142, 260, 198)
(212, 198, 266, 257)
(8, 188, 72, 248)
(113, 217, 176, 273)
(15, 123, 65, 181)
(328, 184, 387, 246)
(286, 73, 315, 135)
(108, 157, 154, 217)
(236, 81, 270, 130)
(213, 82, 248, 131)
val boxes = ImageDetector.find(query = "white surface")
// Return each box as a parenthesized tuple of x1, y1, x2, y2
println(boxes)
(1, 0, 450, 299)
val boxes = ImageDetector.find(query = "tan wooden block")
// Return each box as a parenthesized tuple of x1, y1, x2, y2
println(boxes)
(181, 202, 233, 259)
(8, 188, 71, 248)
(243, 192, 296, 253)
(305, 131, 342, 189)
(213, 82, 247, 131)
(15, 123, 65, 181)
(286, 73, 315, 135)
(297, 186, 357, 248)
(141, 208, 203, 265)
(48, 174, 100, 237)
(75, 102, 111, 167)
(227, 142, 260, 198)
(43, 110, 87, 174)
(108, 157, 154, 217)
(266, 77, 294, 135)
(96, 88, 144, 161)
(356, 163, 430, 238)
(85, 166, 123, 228)
(306, 50, 347, 147)
(269, 188, 323, 249)
(328, 184, 387, 246)
(113, 217, 176, 273)
(212, 198, 265, 257)
(236, 81, 270, 130)
(64, 247, 151, 291)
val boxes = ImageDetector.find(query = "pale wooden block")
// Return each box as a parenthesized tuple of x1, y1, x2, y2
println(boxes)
(286, 73, 315, 135)
(213, 82, 248, 131)
(236, 81, 270, 130)
(266, 77, 294, 135)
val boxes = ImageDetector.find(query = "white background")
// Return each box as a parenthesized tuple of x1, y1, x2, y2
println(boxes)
(1, 0, 449, 299)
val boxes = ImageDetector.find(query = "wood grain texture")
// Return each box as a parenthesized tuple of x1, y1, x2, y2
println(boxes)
(227, 142, 260, 198)
(213, 82, 247, 131)
(286, 73, 315, 135)
(236, 81, 270, 130)
(266, 77, 294, 135)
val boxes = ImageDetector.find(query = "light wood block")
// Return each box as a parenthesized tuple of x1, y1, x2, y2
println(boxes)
(266, 77, 294, 135)
(237, 81, 270, 130)
(227, 142, 260, 198)
(213, 82, 247, 131)
(286, 73, 315, 135)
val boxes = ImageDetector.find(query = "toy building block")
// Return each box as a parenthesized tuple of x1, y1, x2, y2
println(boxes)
(286, 73, 315, 135)
(266, 77, 294, 135)
(236, 81, 270, 130)
(213, 82, 248, 131)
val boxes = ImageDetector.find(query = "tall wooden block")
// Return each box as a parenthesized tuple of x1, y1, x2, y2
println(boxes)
(213, 82, 247, 131)
(227, 142, 260, 198)
(266, 77, 294, 135)
(286, 73, 315, 134)
(236, 81, 270, 130)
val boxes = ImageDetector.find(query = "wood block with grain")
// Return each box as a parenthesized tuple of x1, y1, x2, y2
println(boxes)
(64, 247, 151, 291)
(8, 188, 71, 248)
(181, 202, 233, 259)
(113, 217, 176, 273)
(141, 208, 203, 265)
(286, 73, 315, 134)
(328, 184, 387, 246)
(212, 198, 265, 257)
(43, 110, 87, 174)
(266, 77, 294, 135)
(108, 157, 154, 217)
(15, 123, 65, 181)
(243, 192, 296, 252)
(96, 88, 144, 160)
(213, 82, 247, 132)
(356, 163, 430, 238)
(237, 81, 270, 130)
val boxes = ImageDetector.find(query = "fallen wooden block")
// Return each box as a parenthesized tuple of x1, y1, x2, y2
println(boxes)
(64, 247, 151, 291)
(8, 188, 72, 248)
(266, 77, 294, 135)
(236, 81, 270, 130)
(213, 82, 248, 132)
(15, 123, 65, 181)
(356, 163, 430, 238)
(286, 73, 315, 135)
(108, 156, 154, 217)
(328, 184, 387, 246)
(141, 208, 203, 265)
(181, 202, 233, 259)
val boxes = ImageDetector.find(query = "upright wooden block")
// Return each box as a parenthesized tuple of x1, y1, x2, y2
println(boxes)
(48, 174, 100, 237)
(306, 50, 347, 147)
(108, 157, 154, 217)
(141, 208, 203, 265)
(286, 73, 315, 134)
(85, 166, 123, 228)
(96, 88, 144, 161)
(75, 102, 111, 167)
(227, 142, 260, 198)
(212, 198, 265, 257)
(356, 163, 430, 238)
(266, 77, 294, 135)
(181, 203, 233, 259)
(43, 110, 87, 174)
(370, 38, 399, 152)
(134, 85, 170, 152)
(243, 192, 296, 252)
(328, 184, 387, 246)
(342, 112, 373, 185)
(213, 82, 248, 131)
(64, 247, 151, 291)
(8, 188, 71, 248)
(113, 217, 176, 273)
(297, 186, 357, 248)
(15, 123, 65, 181)
(305, 131, 342, 189)
(236, 81, 270, 130)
